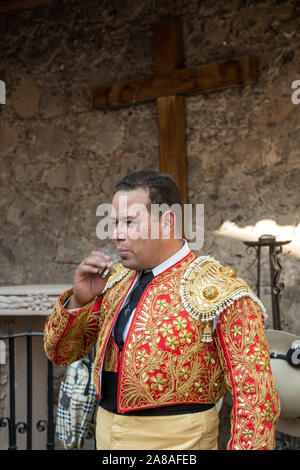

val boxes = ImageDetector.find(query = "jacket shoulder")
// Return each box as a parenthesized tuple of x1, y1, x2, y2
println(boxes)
(101, 263, 133, 294)
(181, 255, 266, 321)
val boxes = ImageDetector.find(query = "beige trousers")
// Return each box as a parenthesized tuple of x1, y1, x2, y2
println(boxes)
(96, 406, 219, 450)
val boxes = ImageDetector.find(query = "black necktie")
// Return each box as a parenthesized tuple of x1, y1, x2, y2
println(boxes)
(114, 270, 154, 350)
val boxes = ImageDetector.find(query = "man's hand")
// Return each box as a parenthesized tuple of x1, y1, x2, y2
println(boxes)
(68, 251, 114, 309)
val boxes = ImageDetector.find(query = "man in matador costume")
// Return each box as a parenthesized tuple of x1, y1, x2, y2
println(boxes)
(44, 170, 280, 450)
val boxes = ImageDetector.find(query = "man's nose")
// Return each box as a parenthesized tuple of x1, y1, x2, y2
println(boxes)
(112, 222, 127, 240)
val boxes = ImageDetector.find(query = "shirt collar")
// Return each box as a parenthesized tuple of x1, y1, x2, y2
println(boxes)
(142, 239, 191, 278)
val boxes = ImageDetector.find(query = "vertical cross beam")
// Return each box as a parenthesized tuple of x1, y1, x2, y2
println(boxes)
(154, 20, 188, 206)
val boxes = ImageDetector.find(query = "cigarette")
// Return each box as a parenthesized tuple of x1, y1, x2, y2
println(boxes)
(99, 267, 110, 279)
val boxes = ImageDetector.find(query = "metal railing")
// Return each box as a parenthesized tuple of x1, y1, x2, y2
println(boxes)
(0, 325, 54, 450)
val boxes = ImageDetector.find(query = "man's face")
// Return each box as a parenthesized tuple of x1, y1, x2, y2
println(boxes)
(111, 188, 164, 270)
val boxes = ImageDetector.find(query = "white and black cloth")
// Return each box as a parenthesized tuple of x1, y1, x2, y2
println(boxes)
(55, 357, 98, 449)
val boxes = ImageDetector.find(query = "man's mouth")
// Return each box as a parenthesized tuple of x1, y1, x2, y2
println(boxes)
(117, 248, 130, 255)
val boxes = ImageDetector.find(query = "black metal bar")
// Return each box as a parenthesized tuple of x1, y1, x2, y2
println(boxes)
(0, 330, 55, 450)
(244, 245, 260, 292)
(8, 325, 17, 450)
(26, 323, 32, 450)
(257, 245, 261, 298)
(0, 332, 44, 340)
(243, 235, 291, 330)
(47, 359, 55, 450)
(269, 243, 285, 331)
(269, 243, 278, 329)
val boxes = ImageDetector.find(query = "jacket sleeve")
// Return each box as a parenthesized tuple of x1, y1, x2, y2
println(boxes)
(213, 296, 280, 450)
(44, 288, 102, 366)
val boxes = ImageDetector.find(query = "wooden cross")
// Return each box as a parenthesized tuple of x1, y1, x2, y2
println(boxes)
(92, 19, 258, 205)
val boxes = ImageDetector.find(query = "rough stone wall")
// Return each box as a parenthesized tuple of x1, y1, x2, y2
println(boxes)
(1, 0, 300, 323)
(0, 0, 299, 450)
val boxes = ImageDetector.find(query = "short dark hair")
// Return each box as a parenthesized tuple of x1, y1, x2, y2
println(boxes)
(114, 170, 182, 209)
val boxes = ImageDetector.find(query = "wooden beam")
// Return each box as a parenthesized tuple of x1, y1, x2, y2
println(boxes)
(92, 56, 258, 109)
(157, 95, 188, 204)
(153, 19, 184, 73)
(154, 20, 188, 206)
(0, 0, 52, 13)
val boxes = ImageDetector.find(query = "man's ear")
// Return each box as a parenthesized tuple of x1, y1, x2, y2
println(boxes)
(161, 210, 175, 238)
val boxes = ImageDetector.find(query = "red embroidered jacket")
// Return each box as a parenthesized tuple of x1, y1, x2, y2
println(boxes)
(44, 251, 280, 449)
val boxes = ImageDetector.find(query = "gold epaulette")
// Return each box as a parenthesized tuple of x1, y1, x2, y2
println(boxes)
(180, 256, 266, 342)
(101, 263, 131, 294)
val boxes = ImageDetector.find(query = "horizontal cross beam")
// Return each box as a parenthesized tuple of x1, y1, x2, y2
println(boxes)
(92, 56, 258, 109)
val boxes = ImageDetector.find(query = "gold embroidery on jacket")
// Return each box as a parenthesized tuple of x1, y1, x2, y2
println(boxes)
(214, 296, 280, 450)
(44, 288, 101, 365)
(117, 253, 226, 411)
(93, 266, 136, 388)
(103, 337, 119, 372)
(181, 257, 267, 329)
(44, 253, 279, 445)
